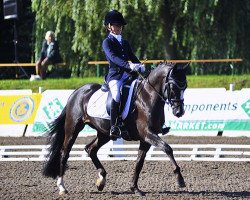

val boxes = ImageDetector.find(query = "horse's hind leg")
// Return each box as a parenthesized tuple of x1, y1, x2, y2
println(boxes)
(57, 119, 84, 195)
(84, 132, 110, 191)
(145, 133, 186, 188)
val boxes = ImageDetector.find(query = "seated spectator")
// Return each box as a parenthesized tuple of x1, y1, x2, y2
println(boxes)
(36, 31, 61, 79)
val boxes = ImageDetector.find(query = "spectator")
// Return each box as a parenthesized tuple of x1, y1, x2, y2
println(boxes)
(36, 31, 61, 79)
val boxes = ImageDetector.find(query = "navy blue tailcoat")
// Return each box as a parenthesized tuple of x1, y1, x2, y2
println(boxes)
(102, 34, 140, 82)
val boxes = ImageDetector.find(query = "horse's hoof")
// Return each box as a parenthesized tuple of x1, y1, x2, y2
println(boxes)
(178, 181, 186, 188)
(59, 190, 68, 195)
(135, 189, 145, 197)
(130, 187, 145, 196)
(177, 176, 186, 188)
(96, 171, 106, 191)
(96, 177, 106, 191)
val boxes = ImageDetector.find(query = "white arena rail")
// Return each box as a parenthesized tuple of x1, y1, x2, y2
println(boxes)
(0, 143, 250, 162)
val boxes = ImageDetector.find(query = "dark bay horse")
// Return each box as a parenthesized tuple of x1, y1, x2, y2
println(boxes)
(42, 62, 188, 196)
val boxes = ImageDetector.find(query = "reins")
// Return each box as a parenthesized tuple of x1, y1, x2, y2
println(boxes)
(133, 70, 166, 104)
(135, 66, 172, 104)
(146, 74, 167, 103)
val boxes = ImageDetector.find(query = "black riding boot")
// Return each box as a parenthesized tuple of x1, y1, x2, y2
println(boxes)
(110, 99, 121, 140)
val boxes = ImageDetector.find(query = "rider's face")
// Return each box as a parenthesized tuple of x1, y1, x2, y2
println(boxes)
(47, 35, 52, 43)
(109, 23, 123, 35)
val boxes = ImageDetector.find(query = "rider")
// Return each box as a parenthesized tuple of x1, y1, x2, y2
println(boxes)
(102, 10, 145, 140)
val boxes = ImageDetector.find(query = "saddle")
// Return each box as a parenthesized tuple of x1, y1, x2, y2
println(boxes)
(101, 76, 138, 119)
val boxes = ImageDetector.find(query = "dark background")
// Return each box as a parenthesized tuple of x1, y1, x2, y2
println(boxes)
(0, 0, 34, 78)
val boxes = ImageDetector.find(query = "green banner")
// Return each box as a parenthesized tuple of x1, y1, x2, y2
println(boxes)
(165, 120, 250, 131)
(32, 122, 96, 133)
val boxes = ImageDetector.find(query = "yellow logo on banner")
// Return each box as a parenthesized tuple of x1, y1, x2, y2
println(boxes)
(0, 94, 42, 124)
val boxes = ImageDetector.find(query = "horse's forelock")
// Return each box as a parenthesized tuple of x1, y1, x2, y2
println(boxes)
(170, 63, 187, 82)
(166, 66, 187, 91)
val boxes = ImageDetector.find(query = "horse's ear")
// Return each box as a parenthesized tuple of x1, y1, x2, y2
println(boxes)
(183, 62, 190, 69)
(182, 62, 190, 74)
(174, 62, 190, 71)
(175, 62, 189, 73)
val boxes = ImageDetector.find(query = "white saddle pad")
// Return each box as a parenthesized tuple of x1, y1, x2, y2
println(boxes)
(87, 80, 137, 120)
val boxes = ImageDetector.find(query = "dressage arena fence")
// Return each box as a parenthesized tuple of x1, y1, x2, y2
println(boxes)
(0, 143, 250, 162)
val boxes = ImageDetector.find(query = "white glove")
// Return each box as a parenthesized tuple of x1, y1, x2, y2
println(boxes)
(129, 63, 145, 73)
(139, 64, 145, 73)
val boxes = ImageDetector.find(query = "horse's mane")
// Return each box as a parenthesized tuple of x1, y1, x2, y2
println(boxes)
(144, 62, 178, 82)
(143, 62, 173, 79)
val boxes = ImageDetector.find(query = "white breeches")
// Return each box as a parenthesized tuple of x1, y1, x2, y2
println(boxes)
(108, 73, 129, 102)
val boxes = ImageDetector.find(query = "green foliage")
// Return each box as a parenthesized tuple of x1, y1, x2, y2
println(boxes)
(171, 0, 250, 74)
(31, 0, 250, 77)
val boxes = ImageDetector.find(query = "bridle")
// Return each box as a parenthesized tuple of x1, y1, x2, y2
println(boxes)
(136, 65, 187, 107)
(163, 75, 187, 107)
(161, 67, 187, 107)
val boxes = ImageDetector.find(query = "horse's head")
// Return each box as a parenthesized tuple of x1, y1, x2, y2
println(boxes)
(163, 63, 188, 118)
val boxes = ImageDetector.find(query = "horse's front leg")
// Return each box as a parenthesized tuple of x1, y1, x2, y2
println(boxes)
(145, 133, 186, 188)
(84, 133, 110, 191)
(130, 141, 151, 196)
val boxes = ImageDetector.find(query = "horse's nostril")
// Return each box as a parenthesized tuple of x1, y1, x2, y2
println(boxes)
(175, 109, 184, 118)
(176, 112, 182, 118)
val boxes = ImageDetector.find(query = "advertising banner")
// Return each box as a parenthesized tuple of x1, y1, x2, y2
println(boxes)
(24, 88, 250, 137)
(0, 90, 33, 136)
(0, 94, 42, 124)
(164, 88, 250, 134)
(26, 90, 96, 137)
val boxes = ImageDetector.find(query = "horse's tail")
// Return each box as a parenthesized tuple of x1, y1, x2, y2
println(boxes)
(42, 107, 66, 179)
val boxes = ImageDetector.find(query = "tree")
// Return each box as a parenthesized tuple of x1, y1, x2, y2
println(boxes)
(29, 0, 250, 76)
(169, 0, 250, 74)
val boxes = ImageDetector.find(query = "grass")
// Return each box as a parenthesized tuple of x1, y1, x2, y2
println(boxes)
(0, 77, 103, 93)
(187, 74, 250, 90)
(0, 75, 249, 93)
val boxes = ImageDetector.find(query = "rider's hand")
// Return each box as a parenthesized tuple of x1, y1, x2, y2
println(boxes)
(129, 63, 145, 73)
(138, 64, 145, 73)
